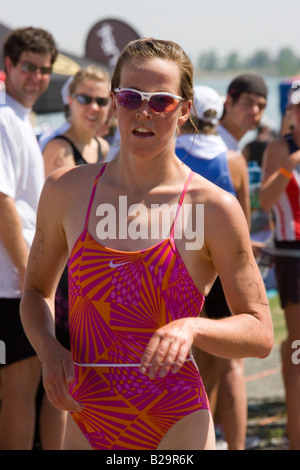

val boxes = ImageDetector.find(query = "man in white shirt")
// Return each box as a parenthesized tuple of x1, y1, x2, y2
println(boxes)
(218, 73, 268, 150)
(0, 27, 57, 449)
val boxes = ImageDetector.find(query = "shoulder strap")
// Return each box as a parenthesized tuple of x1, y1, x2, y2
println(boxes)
(284, 133, 299, 153)
(170, 171, 194, 238)
(83, 164, 108, 231)
(54, 135, 85, 164)
(94, 137, 104, 162)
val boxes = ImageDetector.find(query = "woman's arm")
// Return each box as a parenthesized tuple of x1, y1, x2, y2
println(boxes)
(43, 138, 75, 177)
(0, 193, 29, 290)
(20, 170, 83, 412)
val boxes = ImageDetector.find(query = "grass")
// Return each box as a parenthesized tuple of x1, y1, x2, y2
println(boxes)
(267, 290, 287, 346)
(246, 290, 288, 449)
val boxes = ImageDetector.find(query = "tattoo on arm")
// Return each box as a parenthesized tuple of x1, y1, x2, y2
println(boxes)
(237, 250, 269, 306)
(238, 250, 249, 264)
(54, 156, 65, 168)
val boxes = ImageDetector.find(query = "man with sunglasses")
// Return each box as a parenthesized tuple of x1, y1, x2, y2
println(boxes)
(0, 26, 57, 449)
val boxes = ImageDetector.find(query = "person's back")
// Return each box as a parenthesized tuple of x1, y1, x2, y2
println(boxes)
(176, 85, 236, 196)
(176, 132, 236, 195)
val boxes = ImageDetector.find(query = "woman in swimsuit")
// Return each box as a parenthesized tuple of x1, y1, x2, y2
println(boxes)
(20, 38, 273, 450)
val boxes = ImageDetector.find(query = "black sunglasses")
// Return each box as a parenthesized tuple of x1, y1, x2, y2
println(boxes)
(71, 93, 110, 107)
(20, 61, 52, 76)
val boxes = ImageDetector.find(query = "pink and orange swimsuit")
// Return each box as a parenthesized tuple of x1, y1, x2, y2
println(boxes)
(68, 164, 210, 450)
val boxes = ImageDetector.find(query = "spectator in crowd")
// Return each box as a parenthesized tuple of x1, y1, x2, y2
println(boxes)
(0, 26, 58, 449)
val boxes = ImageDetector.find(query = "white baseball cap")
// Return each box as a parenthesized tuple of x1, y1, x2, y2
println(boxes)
(192, 85, 224, 125)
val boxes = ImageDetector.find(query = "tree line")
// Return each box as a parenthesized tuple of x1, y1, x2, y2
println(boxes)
(196, 47, 300, 76)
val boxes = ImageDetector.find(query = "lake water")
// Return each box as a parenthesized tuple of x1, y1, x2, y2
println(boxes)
(36, 74, 287, 149)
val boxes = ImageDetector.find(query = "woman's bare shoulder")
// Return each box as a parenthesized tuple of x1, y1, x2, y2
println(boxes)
(41, 164, 105, 211)
(46, 162, 104, 186)
(188, 172, 247, 234)
(189, 171, 238, 207)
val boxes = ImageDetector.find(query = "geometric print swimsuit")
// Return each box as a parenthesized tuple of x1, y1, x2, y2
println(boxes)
(68, 164, 210, 449)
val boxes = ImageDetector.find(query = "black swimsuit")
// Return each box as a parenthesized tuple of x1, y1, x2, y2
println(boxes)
(54, 135, 103, 165)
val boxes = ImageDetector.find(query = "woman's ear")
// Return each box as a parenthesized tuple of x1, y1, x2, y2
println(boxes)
(177, 99, 192, 127)
(110, 91, 118, 118)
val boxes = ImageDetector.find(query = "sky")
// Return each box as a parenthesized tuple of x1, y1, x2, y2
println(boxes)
(1, 0, 299, 65)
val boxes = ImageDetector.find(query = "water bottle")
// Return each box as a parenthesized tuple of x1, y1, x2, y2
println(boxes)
(248, 161, 261, 210)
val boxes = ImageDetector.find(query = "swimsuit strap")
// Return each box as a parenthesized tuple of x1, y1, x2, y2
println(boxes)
(83, 163, 108, 232)
(170, 170, 194, 239)
(95, 138, 104, 162)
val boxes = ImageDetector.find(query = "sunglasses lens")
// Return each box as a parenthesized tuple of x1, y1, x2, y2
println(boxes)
(40, 66, 52, 75)
(74, 94, 109, 106)
(150, 95, 178, 113)
(76, 94, 91, 105)
(28, 63, 37, 73)
(21, 62, 36, 73)
(115, 90, 180, 113)
(21, 62, 51, 75)
(96, 97, 109, 107)
(116, 90, 141, 110)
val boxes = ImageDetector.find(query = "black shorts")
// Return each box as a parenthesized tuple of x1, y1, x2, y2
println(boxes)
(0, 298, 36, 366)
(204, 276, 232, 319)
(275, 240, 300, 308)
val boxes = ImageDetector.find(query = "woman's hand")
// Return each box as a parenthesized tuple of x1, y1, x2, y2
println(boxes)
(140, 318, 195, 378)
(41, 339, 83, 413)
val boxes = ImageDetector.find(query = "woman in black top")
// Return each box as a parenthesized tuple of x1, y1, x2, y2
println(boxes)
(43, 65, 111, 175)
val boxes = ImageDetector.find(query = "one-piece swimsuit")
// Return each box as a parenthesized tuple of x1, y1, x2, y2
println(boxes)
(68, 163, 210, 450)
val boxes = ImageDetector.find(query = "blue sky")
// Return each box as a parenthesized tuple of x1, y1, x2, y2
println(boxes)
(1, 0, 299, 65)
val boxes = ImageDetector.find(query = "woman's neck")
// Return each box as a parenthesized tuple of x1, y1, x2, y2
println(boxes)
(111, 151, 189, 195)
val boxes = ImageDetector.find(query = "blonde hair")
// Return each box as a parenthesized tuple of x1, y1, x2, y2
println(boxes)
(111, 38, 194, 101)
(181, 109, 218, 135)
(69, 65, 110, 95)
